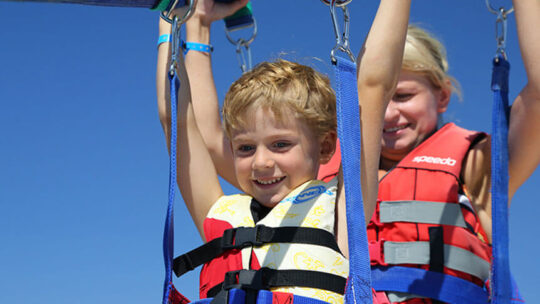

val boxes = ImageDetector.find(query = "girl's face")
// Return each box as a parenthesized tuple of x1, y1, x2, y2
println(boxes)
(381, 71, 450, 162)
(230, 107, 334, 208)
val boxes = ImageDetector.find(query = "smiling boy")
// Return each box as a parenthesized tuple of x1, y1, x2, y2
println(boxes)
(156, 0, 411, 302)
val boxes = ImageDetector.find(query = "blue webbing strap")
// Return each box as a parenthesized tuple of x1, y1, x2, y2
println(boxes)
(163, 72, 180, 304)
(3, 0, 168, 9)
(190, 289, 334, 304)
(371, 266, 489, 304)
(333, 55, 372, 303)
(215, 0, 254, 30)
(490, 55, 511, 303)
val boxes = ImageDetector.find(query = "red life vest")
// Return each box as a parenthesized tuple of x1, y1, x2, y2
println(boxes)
(369, 123, 491, 303)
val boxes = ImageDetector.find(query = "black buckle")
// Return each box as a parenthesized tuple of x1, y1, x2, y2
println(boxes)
(223, 269, 265, 291)
(221, 226, 267, 250)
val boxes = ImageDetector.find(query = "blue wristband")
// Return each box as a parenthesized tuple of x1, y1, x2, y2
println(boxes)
(157, 34, 171, 48)
(182, 41, 214, 54)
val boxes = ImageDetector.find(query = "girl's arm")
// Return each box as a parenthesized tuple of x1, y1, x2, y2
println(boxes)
(463, 0, 539, 241)
(507, 0, 540, 198)
(156, 18, 223, 239)
(336, 0, 411, 256)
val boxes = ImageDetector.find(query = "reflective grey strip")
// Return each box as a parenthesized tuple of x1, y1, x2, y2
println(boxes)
(386, 291, 426, 302)
(383, 241, 490, 281)
(380, 200, 467, 228)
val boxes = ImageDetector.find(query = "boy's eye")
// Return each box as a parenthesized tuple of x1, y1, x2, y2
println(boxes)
(238, 145, 255, 152)
(273, 142, 291, 149)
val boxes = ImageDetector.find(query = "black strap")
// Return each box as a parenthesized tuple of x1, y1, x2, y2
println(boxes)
(173, 225, 342, 277)
(428, 226, 444, 273)
(207, 268, 347, 298)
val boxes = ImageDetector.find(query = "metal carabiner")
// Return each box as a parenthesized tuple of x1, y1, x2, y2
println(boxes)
(225, 18, 258, 73)
(169, 16, 182, 76)
(161, 0, 198, 24)
(234, 39, 253, 74)
(326, 0, 355, 64)
(485, 0, 514, 60)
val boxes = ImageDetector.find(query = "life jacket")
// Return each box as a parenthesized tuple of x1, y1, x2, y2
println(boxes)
(172, 179, 349, 304)
(369, 123, 492, 303)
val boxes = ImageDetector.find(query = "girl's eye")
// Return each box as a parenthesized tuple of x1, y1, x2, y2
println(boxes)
(394, 93, 414, 102)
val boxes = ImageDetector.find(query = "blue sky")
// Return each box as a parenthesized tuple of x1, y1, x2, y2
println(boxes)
(0, 1, 538, 303)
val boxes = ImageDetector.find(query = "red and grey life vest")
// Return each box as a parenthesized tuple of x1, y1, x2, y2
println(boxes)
(369, 123, 492, 303)
(172, 179, 349, 304)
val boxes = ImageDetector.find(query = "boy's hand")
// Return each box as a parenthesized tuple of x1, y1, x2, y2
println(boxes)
(185, 0, 249, 28)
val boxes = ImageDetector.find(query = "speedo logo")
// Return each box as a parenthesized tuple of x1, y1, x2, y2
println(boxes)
(412, 155, 457, 166)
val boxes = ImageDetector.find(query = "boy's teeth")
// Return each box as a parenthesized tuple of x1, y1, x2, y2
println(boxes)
(258, 178, 281, 185)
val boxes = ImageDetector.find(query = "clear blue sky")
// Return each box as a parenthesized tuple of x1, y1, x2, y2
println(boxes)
(0, 1, 538, 303)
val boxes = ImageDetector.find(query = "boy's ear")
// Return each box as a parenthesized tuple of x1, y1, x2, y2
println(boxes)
(319, 131, 337, 164)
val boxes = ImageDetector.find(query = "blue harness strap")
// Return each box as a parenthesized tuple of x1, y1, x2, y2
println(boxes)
(215, 0, 254, 30)
(333, 55, 372, 303)
(2, 0, 180, 9)
(190, 289, 334, 304)
(490, 56, 526, 303)
(371, 266, 489, 304)
(163, 71, 180, 304)
(490, 55, 512, 303)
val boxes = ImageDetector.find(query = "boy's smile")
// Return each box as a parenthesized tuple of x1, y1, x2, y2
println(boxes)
(230, 107, 323, 208)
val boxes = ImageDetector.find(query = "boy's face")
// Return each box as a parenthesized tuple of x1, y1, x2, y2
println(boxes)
(230, 107, 325, 208)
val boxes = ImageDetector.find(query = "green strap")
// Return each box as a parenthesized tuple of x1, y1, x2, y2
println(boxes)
(224, 2, 252, 22)
(152, 0, 172, 11)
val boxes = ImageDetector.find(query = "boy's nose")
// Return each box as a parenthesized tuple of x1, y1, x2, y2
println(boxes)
(252, 148, 275, 170)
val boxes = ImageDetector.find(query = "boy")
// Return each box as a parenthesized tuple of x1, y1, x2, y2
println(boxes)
(156, 0, 411, 302)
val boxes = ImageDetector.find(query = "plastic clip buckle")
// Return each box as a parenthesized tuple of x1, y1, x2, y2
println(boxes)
(223, 269, 265, 291)
(221, 226, 264, 250)
(369, 239, 387, 266)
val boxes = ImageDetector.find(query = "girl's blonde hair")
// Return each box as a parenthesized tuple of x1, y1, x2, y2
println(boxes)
(222, 59, 336, 139)
(404, 25, 461, 98)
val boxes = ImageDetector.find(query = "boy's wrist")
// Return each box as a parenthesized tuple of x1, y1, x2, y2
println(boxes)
(186, 16, 211, 45)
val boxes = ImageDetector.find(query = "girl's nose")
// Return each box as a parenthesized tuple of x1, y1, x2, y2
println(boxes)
(384, 100, 400, 122)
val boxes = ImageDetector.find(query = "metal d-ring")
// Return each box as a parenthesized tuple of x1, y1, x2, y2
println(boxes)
(161, 0, 198, 25)
(485, 0, 514, 15)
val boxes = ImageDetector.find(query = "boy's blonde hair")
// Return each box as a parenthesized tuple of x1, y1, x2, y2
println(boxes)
(403, 25, 461, 98)
(222, 59, 337, 139)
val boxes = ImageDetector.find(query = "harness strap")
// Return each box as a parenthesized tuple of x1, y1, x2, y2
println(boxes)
(173, 226, 342, 277)
(490, 55, 512, 303)
(333, 55, 372, 303)
(191, 289, 334, 304)
(371, 266, 489, 304)
(162, 70, 180, 304)
(207, 268, 347, 301)
(215, 0, 254, 30)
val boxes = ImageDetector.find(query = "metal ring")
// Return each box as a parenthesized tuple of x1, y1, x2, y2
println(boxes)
(225, 18, 258, 47)
(320, 0, 353, 7)
(485, 0, 514, 15)
(161, 0, 198, 24)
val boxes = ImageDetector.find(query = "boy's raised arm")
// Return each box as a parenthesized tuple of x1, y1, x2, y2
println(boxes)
(156, 17, 223, 239)
(183, 0, 248, 189)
